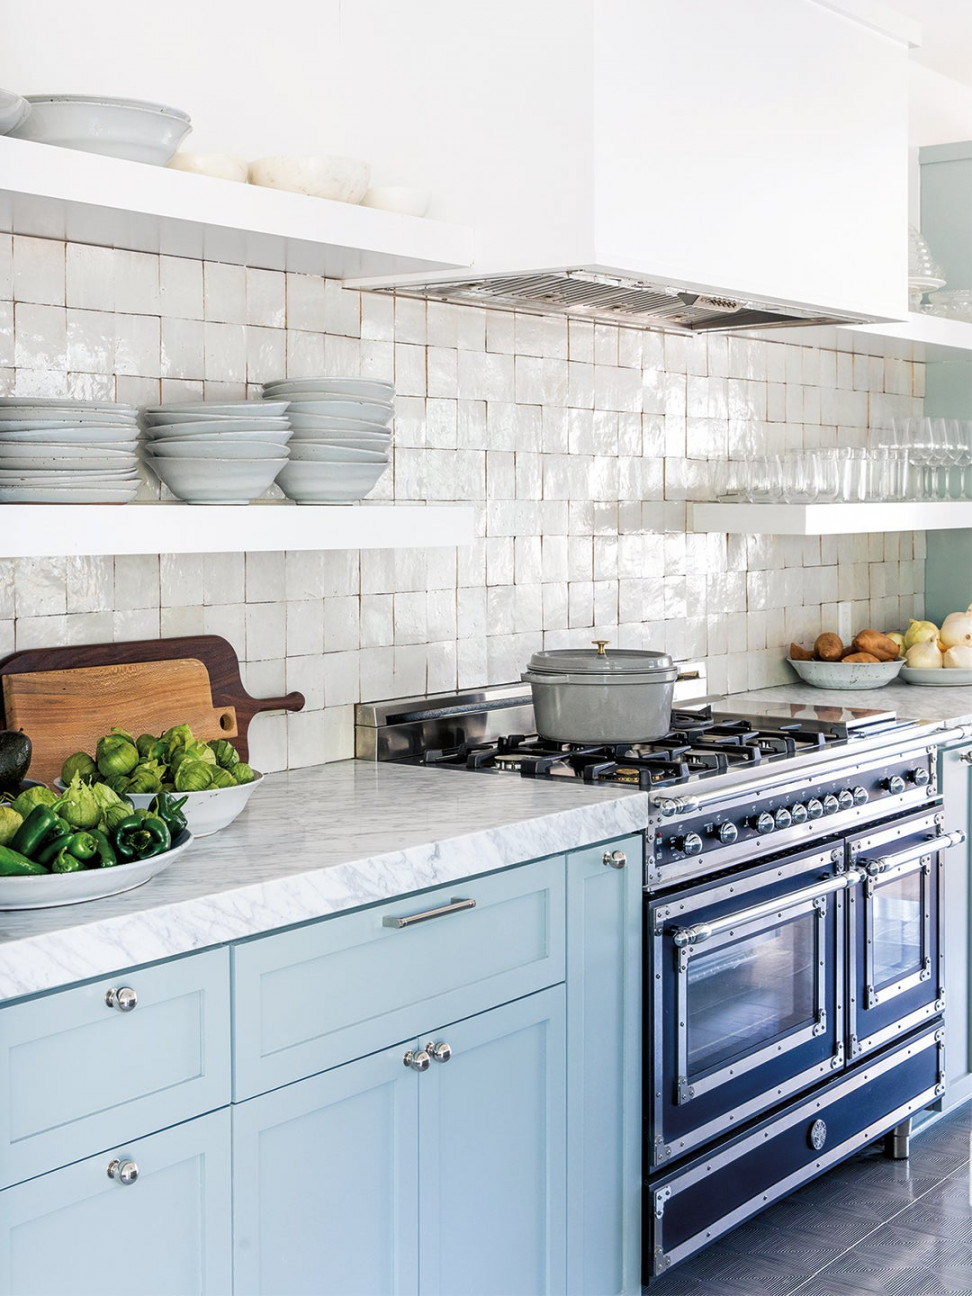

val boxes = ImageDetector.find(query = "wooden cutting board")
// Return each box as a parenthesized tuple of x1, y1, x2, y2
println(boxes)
(0, 635, 305, 785)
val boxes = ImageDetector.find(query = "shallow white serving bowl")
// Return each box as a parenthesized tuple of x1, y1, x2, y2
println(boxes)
(147, 438, 287, 460)
(786, 657, 904, 690)
(0, 410, 137, 426)
(10, 95, 191, 164)
(262, 377, 394, 401)
(125, 774, 263, 837)
(145, 428, 293, 448)
(0, 396, 137, 413)
(0, 484, 139, 503)
(289, 443, 388, 463)
(0, 452, 138, 472)
(143, 417, 290, 438)
(166, 152, 248, 182)
(282, 397, 393, 424)
(146, 454, 286, 503)
(0, 428, 138, 446)
(0, 440, 134, 457)
(287, 414, 391, 436)
(143, 401, 290, 419)
(248, 155, 370, 202)
(361, 186, 430, 217)
(277, 458, 388, 504)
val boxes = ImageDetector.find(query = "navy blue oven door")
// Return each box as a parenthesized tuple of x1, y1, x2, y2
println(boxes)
(647, 843, 847, 1170)
(846, 806, 952, 1060)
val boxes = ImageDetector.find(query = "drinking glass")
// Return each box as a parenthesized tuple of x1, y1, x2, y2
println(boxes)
(836, 446, 867, 502)
(780, 452, 818, 504)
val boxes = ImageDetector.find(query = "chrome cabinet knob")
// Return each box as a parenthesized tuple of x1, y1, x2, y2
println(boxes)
(403, 1049, 431, 1072)
(427, 1041, 453, 1064)
(107, 1158, 139, 1185)
(602, 849, 627, 869)
(105, 986, 138, 1012)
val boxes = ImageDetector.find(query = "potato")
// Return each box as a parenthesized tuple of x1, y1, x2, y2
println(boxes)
(842, 651, 881, 663)
(789, 643, 814, 661)
(851, 629, 900, 661)
(814, 632, 844, 661)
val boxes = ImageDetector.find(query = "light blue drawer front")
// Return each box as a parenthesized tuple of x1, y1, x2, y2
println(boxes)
(0, 947, 231, 1190)
(0, 1108, 232, 1296)
(233, 855, 566, 1098)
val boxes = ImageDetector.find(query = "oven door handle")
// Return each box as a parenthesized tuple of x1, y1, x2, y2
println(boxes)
(858, 829, 966, 877)
(671, 869, 864, 948)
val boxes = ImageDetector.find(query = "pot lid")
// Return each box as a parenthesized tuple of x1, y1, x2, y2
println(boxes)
(527, 640, 676, 677)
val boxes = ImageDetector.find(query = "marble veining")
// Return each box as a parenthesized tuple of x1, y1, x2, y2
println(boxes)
(0, 760, 650, 1001)
(726, 680, 972, 728)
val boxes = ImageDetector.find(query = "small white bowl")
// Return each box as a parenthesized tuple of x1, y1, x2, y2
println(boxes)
(125, 774, 264, 837)
(277, 459, 388, 504)
(11, 95, 191, 165)
(167, 152, 248, 182)
(282, 397, 392, 424)
(248, 155, 370, 203)
(143, 417, 290, 437)
(262, 377, 394, 400)
(143, 401, 291, 419)
(147, 454, 287, 503)
(289, 443, 388, 463)
(361, 186, 430, 217)
(786, 657, 904, 690)
(146, 438, 288, 460)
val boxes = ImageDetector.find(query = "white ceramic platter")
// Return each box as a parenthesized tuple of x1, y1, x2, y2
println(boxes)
(0, 454, 138, 472)
(900, 666, 972, 686)
(263, 377, 394, 399)
(0, 830, 192, 909)
(0, 412, 138, 426)
(0, 397, 136, 413)
(282, 398, 393, 424)
(0, 427, 139, 444)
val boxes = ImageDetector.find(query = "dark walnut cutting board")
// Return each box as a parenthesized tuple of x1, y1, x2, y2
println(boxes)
(0, 635, 304, 785)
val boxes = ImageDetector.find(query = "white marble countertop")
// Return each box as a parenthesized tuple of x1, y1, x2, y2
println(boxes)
(0, 761, 650, 1003)
(723, 680, 972, 727)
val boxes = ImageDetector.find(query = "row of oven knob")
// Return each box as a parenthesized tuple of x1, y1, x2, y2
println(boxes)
(671, 768, 930, 854)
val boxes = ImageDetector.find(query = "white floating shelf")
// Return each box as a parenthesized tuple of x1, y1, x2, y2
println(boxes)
(844, 312, 972, 359)
(1, 502, 474, 557)
(0, 137, 474, 278)
(690, 500, 972, 535)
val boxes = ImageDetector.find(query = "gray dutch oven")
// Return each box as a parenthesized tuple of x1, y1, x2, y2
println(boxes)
(522, 640, 678, 743)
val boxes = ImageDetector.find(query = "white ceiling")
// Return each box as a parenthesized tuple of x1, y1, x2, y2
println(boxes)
(885, 0, 972, 87)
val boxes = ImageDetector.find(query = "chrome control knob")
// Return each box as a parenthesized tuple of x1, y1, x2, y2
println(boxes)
(753, 812, 774, 835)
(837, 789, 855, 811)
(680, 832, 704, 855)
(105, 987, 137, 1012)
(775, 807, 792, 829)
(884, 775, 906, 795)
(403, 1050, 431, 1072)
(852, 786, 869, 805)
(822, 794, 840, 815)
(806, 799, 824, 819)
(790, 803, 809, 824)
(910, 767, 930, 787)
(107, 1158, 139, 1185)
(713, 821, 738, 844)
(427, 1041, 453, 1064)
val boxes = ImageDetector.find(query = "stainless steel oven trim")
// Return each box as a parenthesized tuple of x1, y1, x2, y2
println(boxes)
(651, 847, 842, 921)
(671, 870, 860, 948)
(862, 857, 932, 1010)
(651, 1026, 945, 1276)
(674, 898, 835, 1105)
(851, 1000, 945, 1058)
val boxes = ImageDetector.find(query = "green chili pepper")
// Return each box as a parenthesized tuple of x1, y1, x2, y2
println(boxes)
(65, 831, 99, 863)
(87, 828, 117, 868)
(51, 847, 83, 874)
(36, 831, 76, 867)
(11, 805, 60, 859)
(113, 814, 171, 861)
(0, 845, 48, 876)
(149, 792, 188, 837)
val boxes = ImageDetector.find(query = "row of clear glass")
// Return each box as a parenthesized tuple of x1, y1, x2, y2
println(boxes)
(722, 418, 972, 505)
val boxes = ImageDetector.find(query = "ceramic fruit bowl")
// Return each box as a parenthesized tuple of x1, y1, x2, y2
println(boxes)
(786, 657, 904, 690)
(124, 774, 263, 836)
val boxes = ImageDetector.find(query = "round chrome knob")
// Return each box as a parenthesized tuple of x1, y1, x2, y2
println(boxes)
(852, 786, 869, 805)
(602, 849, 627, 869)
(884, 775, 906, 795)
(753, 812, 774, 835)
(806, 798, 824, 820)
(822, 794, 840, 815)
(105, 987, 137, 1012)
(910, 767, 930, 787)
(790, 803, 809, 824)
(427, 1041, 452, 1064)
(774, 807, 792, 830)
(837, 789, 855, 811)
(107, 1158, 139, 1185)
(403, 1050, 431, 1072)
(714, 821, 738, 844)
(680, 832, 703, 855)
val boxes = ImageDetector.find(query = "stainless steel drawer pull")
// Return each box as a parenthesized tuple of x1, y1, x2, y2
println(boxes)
(862, 830, 966, 876)
(105, 986, 138, 1012)
(107, 1158, 139, 1185)
(602, 850, 627, 869)
(672, 870, 863, 947)
(383, 897, 476, 929)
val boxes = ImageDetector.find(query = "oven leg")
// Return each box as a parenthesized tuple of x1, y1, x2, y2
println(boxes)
(884, 1117, 912, 1160)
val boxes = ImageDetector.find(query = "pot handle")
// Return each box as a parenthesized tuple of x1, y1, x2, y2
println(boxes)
(521, 671, 572, 685)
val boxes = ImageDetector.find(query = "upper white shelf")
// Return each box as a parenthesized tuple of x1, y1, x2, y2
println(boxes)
(0, 137, 475, 278)
(690, 500, 972, 535)
(844, 312, 972, 359)
(0, 503, 474, 557)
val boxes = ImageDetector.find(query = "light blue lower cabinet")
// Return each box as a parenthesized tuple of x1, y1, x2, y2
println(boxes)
(0, 1108, 232, 1296)
(232, 986, 566, 1296)
(566, 836, 643, 1296)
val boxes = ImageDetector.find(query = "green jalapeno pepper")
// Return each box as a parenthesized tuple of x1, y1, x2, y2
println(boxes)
(113, 814, 171, 861)
(11, 805, 59, 859)
(87, 828, 117, 868)
(0, 845, 48, 876)
(36, 831, 77, 867)
(149, 792, 188, 838)
(51, 847, 83, 874)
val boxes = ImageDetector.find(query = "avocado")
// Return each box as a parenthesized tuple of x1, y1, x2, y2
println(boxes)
(0, 730, 32, 792)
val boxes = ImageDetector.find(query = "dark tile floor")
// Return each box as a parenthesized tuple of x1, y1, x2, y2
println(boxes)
(645, 1102, 972, 1295)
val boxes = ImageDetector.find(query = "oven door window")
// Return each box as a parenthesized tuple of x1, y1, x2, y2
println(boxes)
(864, 861, 931, 1008)
(677, 899, 826, 1103)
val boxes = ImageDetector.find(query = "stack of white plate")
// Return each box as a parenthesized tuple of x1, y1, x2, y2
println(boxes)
(261, 378, 392, 504)
(140, 401, 292, 504)
(0, 398, 140, 503)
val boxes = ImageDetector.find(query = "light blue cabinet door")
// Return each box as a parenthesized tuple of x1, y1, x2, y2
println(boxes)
(419, 986, 567, 1296)
(233, 1042, 419, 1296)
(566, 836, 643, 1296)
(0, 1108, 232, 1296)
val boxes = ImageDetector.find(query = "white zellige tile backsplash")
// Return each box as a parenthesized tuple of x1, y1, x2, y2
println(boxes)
(0, 233, 925, 771)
